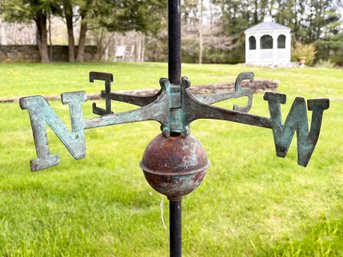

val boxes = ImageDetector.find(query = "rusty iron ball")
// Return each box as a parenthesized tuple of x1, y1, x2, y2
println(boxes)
(140, 134, 210, 201)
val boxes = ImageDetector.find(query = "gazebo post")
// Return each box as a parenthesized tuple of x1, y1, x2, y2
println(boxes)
(273, 32, 277, 64)
(256, 34, 261, 64)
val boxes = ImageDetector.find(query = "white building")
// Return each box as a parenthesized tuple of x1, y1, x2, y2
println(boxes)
(245, 16, 291, 65)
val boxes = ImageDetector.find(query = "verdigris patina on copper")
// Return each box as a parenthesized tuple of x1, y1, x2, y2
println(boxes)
(20, 71, 329, 171)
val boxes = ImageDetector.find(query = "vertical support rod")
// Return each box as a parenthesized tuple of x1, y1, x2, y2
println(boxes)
(168, 0, 181, 85)
(168, 1, 182, 253)
(170, 200, 182, 257)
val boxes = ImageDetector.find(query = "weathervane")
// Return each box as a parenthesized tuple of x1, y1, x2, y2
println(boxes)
(20, 1, 329, 257)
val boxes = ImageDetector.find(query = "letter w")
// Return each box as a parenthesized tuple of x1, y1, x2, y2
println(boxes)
(20, 92, 87, 171)
(264, 92, 329, 167)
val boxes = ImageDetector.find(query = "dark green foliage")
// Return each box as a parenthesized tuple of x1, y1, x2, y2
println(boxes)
(1, 0, 57, 23)
(316, 33, 343, 65)
(95, 0, 166, 35)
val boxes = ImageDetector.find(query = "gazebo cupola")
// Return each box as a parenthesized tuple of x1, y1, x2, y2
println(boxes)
(244, 15, 291, 65)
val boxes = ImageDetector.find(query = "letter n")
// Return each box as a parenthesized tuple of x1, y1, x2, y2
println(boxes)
(20, 92, 87, 171)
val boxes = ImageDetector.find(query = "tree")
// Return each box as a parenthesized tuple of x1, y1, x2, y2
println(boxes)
(209, 0, 264, 63)
(57, 0, 93, 62)
(183, 0, 206, 64)
(76, 0, 92, 62)
(61, 0, 75, 62)
(318, 32, 343, 65)
(272, 0, 342, 44)
(95, 0, 166, 34)
(1, 0, 58, 63)
(96, 0, 167, 62)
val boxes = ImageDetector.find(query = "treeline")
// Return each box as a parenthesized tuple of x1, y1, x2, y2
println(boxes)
(0, 0, 165, 63)
(1, 0, 342, 65)
(178, 0, 342, 65)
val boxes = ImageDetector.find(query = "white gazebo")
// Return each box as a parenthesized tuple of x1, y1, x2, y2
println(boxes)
(245, 16, 291, 65)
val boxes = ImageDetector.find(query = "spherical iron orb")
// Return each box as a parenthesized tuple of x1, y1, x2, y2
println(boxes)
(140, 134, 210, 200)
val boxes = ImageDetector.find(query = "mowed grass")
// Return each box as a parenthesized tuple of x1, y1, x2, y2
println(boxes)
(0, 62, 342, 257)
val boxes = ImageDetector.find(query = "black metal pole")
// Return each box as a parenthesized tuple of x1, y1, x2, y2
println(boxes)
(170, 200, 182, 257)
(168, 1, 182, 256)
(168, 0, 181, 84)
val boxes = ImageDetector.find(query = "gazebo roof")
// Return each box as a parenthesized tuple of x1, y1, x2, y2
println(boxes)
(245, 16, 290, 33)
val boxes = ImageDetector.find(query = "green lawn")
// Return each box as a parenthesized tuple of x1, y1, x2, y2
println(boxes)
(0, 63, 342, 257)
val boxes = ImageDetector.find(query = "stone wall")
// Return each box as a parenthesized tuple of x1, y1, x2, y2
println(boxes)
(0, 45, 98, 63)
